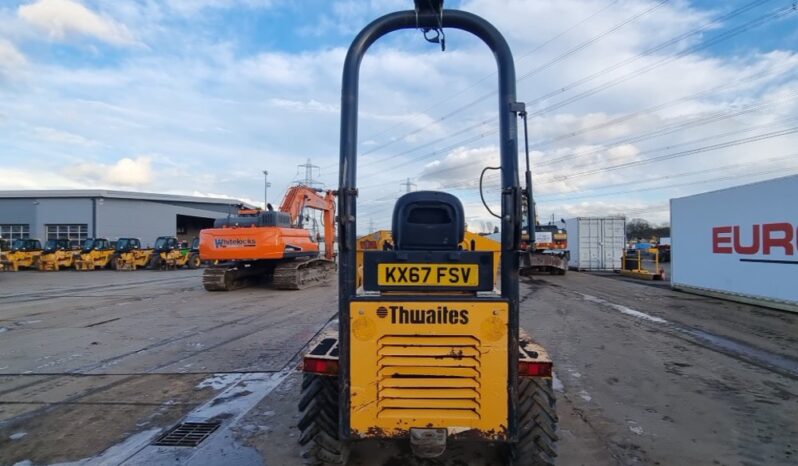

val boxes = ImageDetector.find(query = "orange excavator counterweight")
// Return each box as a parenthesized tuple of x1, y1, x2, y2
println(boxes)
(199, 185, 336, 291)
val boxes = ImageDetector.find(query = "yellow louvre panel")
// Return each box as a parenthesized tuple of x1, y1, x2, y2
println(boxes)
(380, 336, 480, 346)
(380, 388, 480, 399)
(379, 398, 479, 409)
(380, 378, 479, 388)
(378, 346, 481, 357)
(378, 356, 480, 368)
(378, 366, 479, 378)
(350, 300, 508, 440)
(379, 408, 480, 420)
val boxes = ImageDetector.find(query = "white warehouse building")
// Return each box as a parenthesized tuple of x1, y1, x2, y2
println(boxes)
(0, 190, 253, 248)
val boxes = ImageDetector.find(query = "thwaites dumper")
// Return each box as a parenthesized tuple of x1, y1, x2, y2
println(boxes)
(113, 238, 154, 271)
(37, 239, 78, 271)
(0, 239, 43, 271)
(298, 2, 557, 464)
(147, 236, 201, 270)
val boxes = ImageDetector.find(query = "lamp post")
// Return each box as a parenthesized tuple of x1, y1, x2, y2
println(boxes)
(263, 170, 271, 208)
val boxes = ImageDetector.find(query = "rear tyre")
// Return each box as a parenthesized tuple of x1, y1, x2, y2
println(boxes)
(508, 377, 558, 466)
(188, 253, 201, 269)
(298, 373, 348, 465)
(147, 254, 162, 270)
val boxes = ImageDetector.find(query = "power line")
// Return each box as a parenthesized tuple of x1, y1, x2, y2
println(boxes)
(536, 153, 798, 201)
(420, 82, 798, 183)
(356, 1, 793, 179)
(540, 163, 798, 203)
(348, 0, 671, 170)
(400, 177, 417, 193)
(471, 108, 798, 189)
(295, 158, 323, 188)
(553, 124, 798, 182)
(360, 163, 797, 226)
(355, 121, 798, 217)
(468, 118, 798, 190)
(320, 0, 625, 171)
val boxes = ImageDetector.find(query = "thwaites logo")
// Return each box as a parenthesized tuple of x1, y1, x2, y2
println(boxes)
(377, 305, 469, 325)
(214, 238, 256, 248)
(712, 222, 797, 255)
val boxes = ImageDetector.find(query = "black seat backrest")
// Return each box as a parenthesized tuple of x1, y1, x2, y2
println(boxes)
(392, 191, 464, 251)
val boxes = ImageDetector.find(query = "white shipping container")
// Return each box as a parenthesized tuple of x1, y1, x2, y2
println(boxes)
(671, 175, 798, 312)
(565, 217, 626, 271)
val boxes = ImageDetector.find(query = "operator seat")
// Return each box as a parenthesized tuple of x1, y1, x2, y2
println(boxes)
(392, 191, 465, 251)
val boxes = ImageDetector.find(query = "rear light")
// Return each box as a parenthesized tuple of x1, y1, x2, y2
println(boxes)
(303, 357, 339, 376)
(518, 361, 552, 377)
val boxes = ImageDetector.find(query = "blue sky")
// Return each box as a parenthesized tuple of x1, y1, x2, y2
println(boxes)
(1, 0, 797, 231)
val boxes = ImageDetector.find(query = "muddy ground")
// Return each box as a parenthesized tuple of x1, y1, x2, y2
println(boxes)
(0, 269, 795, 465)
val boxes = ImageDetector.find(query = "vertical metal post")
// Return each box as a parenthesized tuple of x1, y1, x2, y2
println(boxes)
(263, 170, 271, 206)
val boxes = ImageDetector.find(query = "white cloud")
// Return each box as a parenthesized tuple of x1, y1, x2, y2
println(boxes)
(418, 146, 499, 188)
(68, 156, 154, 187)
(240, 48, 345, 88)
(0, 39, 27, 78)
(165, 0, 277, 16)
(269, 98, 339, 114)
(0, 168, 84, 190)
(299, 0, 406, 36)
(18, 0, 136, 46)
(33, 126, 97, 146)
(0, 38, 26, 66)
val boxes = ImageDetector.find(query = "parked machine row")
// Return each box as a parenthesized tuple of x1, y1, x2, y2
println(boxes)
(0, 236, 201, 272)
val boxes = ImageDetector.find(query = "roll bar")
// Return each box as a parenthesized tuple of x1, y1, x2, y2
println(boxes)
(336, 8, 523, 439)
(337, 9, 522, 301)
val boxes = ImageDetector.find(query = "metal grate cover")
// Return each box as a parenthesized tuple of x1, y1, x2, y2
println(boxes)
(152, 422, 220, 447)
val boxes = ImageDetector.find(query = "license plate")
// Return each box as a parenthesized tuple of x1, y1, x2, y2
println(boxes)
(377, 263, 479, 287)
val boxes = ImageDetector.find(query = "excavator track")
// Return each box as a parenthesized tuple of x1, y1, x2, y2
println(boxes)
(202, 262, 274, 292)
(272, 258, 336, 290)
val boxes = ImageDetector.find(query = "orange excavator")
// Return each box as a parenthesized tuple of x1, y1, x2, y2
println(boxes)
(199, 184, 336, 291)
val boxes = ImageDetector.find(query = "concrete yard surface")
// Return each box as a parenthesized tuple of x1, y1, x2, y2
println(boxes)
(0, 269, 796, 465)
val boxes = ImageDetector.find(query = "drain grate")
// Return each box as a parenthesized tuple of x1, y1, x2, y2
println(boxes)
(152, 421, 221, 447)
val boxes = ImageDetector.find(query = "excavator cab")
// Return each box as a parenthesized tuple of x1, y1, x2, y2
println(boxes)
(298, 2, 557, 465)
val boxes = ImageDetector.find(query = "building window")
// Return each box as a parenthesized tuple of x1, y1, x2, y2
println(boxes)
(46, 224, 88, 247)
(0, 224, 30, 241)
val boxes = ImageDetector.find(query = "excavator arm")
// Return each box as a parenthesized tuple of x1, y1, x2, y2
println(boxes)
(279, 185, 336, 260)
